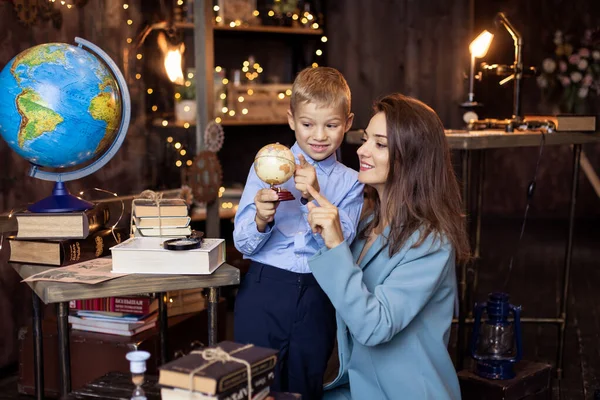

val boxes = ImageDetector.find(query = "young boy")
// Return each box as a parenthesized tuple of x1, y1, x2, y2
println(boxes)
(233, 67, 364, 400)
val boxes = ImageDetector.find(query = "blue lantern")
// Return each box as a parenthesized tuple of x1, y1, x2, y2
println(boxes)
(470, 292, 523, 380)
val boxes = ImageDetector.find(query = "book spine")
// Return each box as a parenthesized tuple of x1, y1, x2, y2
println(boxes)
(59, 227, 127, 266)
(218, 356, 278, 393)
(86, 202, 111, 232)
(70, 295, 152, 314)
(217, 370, 274, 400)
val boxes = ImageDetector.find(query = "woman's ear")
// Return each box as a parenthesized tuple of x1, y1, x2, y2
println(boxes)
(344, 112, 355, 132)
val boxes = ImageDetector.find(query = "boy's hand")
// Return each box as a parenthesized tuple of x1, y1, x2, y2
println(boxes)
(294, 154, 320, 203)
(254, 188, 280, 232)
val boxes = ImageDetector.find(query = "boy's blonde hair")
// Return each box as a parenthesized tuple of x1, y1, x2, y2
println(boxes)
(290, 67, 351, 116)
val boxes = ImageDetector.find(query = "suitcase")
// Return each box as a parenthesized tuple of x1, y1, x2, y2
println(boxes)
(18, 299, 227, 398)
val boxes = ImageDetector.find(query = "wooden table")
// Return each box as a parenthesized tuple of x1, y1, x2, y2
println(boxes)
(444, 130, 600, 378)
(12, 262, 240, 400)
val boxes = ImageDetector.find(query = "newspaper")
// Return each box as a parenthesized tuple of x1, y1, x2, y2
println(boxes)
(22, 257, 129, 285)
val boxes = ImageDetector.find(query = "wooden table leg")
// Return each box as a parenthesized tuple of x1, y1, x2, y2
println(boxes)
(208, 287, 218, 346)
(57, 302, 71, 396)
(32, 292, 44, 400)
(557, 144, 582, 379)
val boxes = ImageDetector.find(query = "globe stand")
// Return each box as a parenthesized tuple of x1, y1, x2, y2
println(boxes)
(28, 181, 93, 213)
(272, 186, 295, 202)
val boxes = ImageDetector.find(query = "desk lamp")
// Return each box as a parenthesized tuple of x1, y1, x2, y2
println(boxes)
(465, 12, 540, 132)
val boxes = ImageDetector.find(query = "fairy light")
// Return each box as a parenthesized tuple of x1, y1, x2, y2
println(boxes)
(187, 72, 194, 79)
(312, 23, 319, 29)
(321, 36, 328, 42)
(174, 142, 182, 149)
(247, 89, 254, 95)
(215, 66, 222, 72)
(278, 93, 285, 99)
(147, 88, 153, 94)
(136, 53, 142, 60)
(162, 120, 168, 126)
(215, 16, 222, 23)
(127, 38, 132, 44)
(222, 107, 228, 113)
(135, 73, 141, 80)
(228, 110, 236, 116)
(151, 105, 158, 112)
(186, 160, 193, 166)
(176, 160, 182, 167)
(229, 21, 236, 27)
(253, 10, 259, 16)
(174, 93, 181, 99)
(215, 117, 222, 123)
(316, 49, 322, 56)
(242, 108, 248, 115)
(312, 62, 318, 68)
(268, 10, 275, 17)
(238, 96, 244, 102)
(180, 149, 187, 156)
(123, 4, 128, 9)
(285, 89, 292, 96)
(183, 122, 190, 129)
(213, 5, 220, 11)
(167, 136, 173, 143)
(220, 93, 227, 100)
(127, 19, 133, 25)
(222, 78, 229, 84)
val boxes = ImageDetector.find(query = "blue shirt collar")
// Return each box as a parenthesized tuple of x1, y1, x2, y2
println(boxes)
(291, 142, 337, 176)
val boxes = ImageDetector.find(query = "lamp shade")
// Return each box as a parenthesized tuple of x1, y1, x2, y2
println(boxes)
(469, 30, 494, 58)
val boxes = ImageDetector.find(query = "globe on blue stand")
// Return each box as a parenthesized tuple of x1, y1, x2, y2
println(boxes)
(470, 292, 523, 380)
(0, 37, 131, 213)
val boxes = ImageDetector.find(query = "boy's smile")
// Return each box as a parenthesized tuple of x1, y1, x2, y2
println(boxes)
(287, 101, 354, 161)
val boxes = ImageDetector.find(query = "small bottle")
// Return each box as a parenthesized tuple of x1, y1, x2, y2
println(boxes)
(126, 350, 151, 400)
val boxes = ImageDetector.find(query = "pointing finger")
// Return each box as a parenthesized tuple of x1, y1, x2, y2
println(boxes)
(306, 184, 333, 207)
(298, 154, 309, 167)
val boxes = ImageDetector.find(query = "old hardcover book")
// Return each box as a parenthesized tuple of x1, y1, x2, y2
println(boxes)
(8, 227, 127, 266)
(158, 341, 278, 395)
(137, 226, 192, 237)
(524, 114, 597, 132)
(161, 370, 274, 400)
(15, 203, 111, 239)
(135, 216, 191, 228)
(110, 237, 225, 275)
(133, 199, 189, 218)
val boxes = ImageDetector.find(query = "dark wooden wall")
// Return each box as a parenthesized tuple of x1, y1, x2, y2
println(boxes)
(326, 0, 600, 217)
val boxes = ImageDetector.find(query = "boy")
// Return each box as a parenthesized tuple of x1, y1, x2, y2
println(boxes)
(233, 67, 364, 400)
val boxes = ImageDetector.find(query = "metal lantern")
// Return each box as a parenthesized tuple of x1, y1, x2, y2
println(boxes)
(470, 292, 523, 380)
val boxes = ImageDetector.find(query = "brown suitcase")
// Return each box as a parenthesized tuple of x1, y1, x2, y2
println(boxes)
(18, 300, 227, 398)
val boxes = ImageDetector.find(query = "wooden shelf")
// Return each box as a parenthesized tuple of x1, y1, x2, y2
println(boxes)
(153, 118, 288, 128)
(175, 22, 323, 35)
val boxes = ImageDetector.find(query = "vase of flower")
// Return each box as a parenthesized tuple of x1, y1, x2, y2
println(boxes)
(537, 29, 600, 116)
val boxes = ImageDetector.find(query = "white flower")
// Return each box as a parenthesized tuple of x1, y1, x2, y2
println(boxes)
(542, 58, 556, 73)
(593, 50, 600, 61)
(578, 59, 588, 71)
(570, 71, 583, 83)
(553, 36, 563, 46)
(578, 87, 589, 98)
(537, 75, 548, 88)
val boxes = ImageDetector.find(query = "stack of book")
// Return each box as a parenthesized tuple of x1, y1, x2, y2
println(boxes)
(158, 341, 278, 400)
(68, 289, 207, 336)
(8, 203, 127, 267)
(131, 198, 191, 237)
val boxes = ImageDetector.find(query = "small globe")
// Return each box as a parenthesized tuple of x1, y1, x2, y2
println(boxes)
(0, 42, 122, 168)
(254, 143, 296, 185)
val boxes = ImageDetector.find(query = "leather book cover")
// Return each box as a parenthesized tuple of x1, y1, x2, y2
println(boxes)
(8, 226, 128, 266)
(158, 341, 278, 395)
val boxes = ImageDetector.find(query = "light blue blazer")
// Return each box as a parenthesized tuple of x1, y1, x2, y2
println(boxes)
(308, 227, 461, 400)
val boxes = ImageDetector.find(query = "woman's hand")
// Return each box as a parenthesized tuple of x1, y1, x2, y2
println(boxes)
(306, 184, 344, 249)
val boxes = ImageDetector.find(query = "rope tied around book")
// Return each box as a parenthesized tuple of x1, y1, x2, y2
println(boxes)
(188, 344, 254, 399)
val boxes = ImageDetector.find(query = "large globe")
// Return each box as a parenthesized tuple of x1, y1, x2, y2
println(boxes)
(0, 42, 122, 168)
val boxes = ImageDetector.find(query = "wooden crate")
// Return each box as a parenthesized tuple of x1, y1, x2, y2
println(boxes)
(223, 83, 291, 124)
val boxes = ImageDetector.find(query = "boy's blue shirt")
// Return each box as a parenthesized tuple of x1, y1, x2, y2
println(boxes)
(233, 142, 364, 273)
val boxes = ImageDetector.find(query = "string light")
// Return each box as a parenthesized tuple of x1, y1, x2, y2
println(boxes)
(183, 122, 190, 129)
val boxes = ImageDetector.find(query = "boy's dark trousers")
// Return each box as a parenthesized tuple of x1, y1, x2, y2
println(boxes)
(234, 261, 336, 400)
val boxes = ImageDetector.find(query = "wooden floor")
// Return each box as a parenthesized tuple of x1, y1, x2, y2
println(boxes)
(1, 216, 600, 399)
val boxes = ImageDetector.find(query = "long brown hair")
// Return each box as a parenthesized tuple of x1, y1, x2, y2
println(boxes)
(360, 94, 470, 263)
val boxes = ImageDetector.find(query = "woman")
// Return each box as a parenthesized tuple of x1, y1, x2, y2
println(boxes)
(305, 93, 470, 399)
